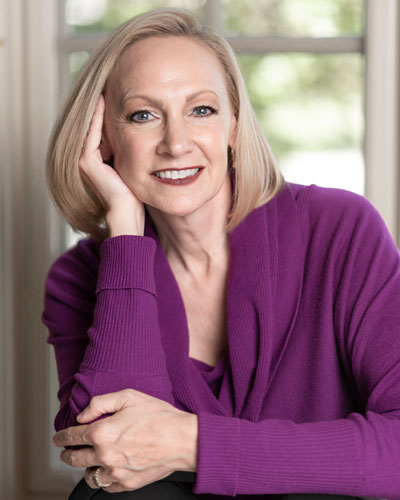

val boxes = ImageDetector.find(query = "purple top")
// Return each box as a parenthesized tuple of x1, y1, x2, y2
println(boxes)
(190, 355, 226, 398)
(42, 182, 400, 499)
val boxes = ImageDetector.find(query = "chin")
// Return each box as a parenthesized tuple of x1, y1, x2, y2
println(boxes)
(146, 198, 209, 218)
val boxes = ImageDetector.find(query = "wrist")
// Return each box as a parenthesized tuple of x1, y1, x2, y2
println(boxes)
(106, 206, 145, 237)
(173, 413, 198, 473)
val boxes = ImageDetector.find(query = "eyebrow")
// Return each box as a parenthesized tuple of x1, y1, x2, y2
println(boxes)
(120, 89, 219, 108)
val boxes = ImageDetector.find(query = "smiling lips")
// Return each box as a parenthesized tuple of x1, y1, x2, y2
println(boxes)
(154, 167, 200, 179)
(152, 167, 203, 185)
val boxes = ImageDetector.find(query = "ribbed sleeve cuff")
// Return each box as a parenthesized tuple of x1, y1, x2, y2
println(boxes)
(193, 415, 360, 497)
(96, 235, 157, 294)
(237, 418, 359, 496)
(192, 412, 240, 496)
(83, 234, 166, 373)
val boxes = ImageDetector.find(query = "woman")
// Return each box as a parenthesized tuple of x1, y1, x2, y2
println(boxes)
(42, 7, 400, 500)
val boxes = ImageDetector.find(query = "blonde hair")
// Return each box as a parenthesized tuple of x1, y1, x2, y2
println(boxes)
(46, 7, 285, 241)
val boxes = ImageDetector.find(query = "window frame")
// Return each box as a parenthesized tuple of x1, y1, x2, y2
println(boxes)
(57, 0, 400, 242)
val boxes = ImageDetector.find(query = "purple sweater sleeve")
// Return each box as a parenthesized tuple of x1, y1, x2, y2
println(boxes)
(192, 192, 400, 499)
(42, 235, 174, 431)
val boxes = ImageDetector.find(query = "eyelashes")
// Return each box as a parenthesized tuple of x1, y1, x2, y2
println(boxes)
(192, 105, 218, 117)
(128, 110, 154, 123)
(128, 105, 218, 124)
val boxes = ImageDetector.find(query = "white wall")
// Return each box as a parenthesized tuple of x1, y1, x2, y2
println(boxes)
(1, 0, 18, 497)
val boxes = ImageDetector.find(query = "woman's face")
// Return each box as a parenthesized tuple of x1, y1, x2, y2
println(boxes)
(102, 36, 237, 217)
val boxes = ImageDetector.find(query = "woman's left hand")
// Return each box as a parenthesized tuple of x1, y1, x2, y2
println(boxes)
(52, 389, 198, 493)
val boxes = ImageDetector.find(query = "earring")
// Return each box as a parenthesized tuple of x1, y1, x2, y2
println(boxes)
(228, 146, 235, 169)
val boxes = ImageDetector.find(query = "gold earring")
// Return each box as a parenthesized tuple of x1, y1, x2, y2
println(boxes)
(228, 146, 235, 169)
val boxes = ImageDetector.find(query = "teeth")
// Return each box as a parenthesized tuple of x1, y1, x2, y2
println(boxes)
(155, 168, 200, 180)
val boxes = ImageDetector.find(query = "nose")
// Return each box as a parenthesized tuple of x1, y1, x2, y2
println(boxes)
(157, 117, 193, 156)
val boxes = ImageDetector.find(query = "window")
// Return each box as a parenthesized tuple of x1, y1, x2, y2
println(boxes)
(61, 0, 366, 249)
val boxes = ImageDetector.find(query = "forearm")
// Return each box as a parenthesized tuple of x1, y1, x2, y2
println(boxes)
(75, 239, 173, 410)
(46, 235, 175, 430)
(192, 410, 400, 498)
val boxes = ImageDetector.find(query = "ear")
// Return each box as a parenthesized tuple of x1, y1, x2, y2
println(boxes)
(228, 114, 237, 150)
(99, 126, 113, 162)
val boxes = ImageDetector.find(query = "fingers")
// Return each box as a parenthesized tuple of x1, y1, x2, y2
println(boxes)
(83, 94, 105, 155)
(52, 424, 91, 448)
(52, 389, 138, 446)
(77, 389, 136, 423)
(60, 447, 98, 469)
(85, 466, 114, 491)
(85, 466, 145, 494)
(77, 95, 142, 214)
(85, 466, 129, 493)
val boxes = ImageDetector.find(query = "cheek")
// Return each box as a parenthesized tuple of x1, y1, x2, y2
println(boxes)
(198, 124, 230, 157)
(114, 133, 150, 173)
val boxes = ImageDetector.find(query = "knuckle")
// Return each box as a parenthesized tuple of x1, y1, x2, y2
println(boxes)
(109, 467, 124, 481)
(64, 428, 73, 445)
(97, 448, 112, 466)
(90, 425, 105, 445)
(121, 478, 138, 490)
(60, 449, 69, 464)
(90, 395, 102, 408)
(100, 422, 117, 441)
(91, 394, 100, 403)
(123, 388, 136, 400)
(69, 454, 81, 468)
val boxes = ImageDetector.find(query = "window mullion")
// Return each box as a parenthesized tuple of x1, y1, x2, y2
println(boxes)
(205, 0, 223, 32)
(59, 34, 363, 55)
(364, 0, 400, 243)
(227, 35, 362, 54)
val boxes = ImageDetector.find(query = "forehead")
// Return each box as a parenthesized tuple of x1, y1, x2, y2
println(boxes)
(109, 36, 229, 98)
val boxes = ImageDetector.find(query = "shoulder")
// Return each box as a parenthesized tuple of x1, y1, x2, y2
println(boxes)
(44, 237, 101, 302)
(268, 181, 398, 263)
(276, 181, 388, 236)
(277, 180, 375, 213)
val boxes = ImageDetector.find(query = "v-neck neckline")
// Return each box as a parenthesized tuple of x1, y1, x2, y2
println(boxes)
(142, 181, 303, 420)
(190, 352, 227, 371)
(144, 214, 232, 410)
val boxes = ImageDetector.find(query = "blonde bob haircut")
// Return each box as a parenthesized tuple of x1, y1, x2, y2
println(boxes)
(47, 7, 285, 241)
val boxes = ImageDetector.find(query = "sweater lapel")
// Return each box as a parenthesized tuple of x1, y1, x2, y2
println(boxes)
(144, 182, 304, 422)
(227, 183, 304, 421)
(144, 215, 230, 416)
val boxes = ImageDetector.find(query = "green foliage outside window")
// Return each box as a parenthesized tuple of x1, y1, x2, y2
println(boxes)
(66, 0, 364, 180)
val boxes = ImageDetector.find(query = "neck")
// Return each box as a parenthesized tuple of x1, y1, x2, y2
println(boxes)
(146, 174, 231, 280)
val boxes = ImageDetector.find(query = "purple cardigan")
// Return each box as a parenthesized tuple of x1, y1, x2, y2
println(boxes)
(42, 182, 400, 499)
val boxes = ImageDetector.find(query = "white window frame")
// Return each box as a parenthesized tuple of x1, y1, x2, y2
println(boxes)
(1, 1, 398, 498)
(364, 0, 400, 242)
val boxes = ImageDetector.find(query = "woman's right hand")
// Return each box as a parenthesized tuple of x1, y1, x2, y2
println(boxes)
(79, 94, 145, 237)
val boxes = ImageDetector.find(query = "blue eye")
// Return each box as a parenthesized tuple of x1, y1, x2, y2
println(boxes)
(129, 110, 153, 123)
(193, 105, 217, 117)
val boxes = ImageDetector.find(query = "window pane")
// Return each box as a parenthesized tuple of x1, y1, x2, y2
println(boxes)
(65, 0, 206, 33)
(224, 0, 364, 37)
(238, 53, 365, 194)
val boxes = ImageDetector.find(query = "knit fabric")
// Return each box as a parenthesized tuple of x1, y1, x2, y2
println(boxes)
(42, 181, 400, 499)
